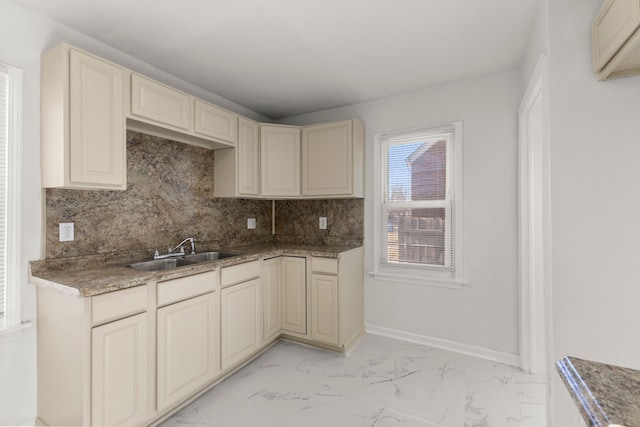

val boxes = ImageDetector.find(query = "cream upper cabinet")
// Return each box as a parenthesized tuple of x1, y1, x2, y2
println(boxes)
(214, 117, 260, 197)
(157, 292, 217, 411)
(593, 0, 640, 80)
(302, 119, 364, 197)
(92, 312, 148, 427)
(260, 124, 301, 197)
(130, 73, 191, 131)
(41, 44, 126, 190)
(194, 100, 237, 144)
(281, 257, 307, 335)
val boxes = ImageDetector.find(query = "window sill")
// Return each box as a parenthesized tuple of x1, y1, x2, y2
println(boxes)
(0, 321, 32, 345)
(368, 271, 468, 289)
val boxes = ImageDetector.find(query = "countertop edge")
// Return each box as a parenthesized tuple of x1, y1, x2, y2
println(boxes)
(556, 357, 609, 427)
(556, 356, 640, 427)
(29, 244, 362, 297)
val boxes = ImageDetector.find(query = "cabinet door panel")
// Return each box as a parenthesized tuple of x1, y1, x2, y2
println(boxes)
(262, 258, 281, 341)
(194, 99, 237, 143)
(260, 125, 300, 197)
(302, 120, 352, 196)
(131, 74, 191, 130)
(311, 274, 339, 346)
(282, 257, 306, 334)
(69, 49, 125, 188)
(238, 117, 260, 196)
(92, 313, 147, 427)
(221, 278, 261, 370)
(157, 292, 217, 411)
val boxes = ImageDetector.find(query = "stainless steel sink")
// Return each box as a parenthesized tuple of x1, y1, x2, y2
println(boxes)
(128, 258, 199, 272)
(182, 251, 241, 262)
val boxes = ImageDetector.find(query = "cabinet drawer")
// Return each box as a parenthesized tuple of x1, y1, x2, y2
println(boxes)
(311, 258, 338, 275)
(221, 261, 260, 287)
(130, 74, 191, 130)
(157, 271, 216, 307)
(92, 285, 147, 324)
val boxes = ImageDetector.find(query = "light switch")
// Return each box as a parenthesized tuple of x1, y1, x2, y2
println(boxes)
(247, 218, 256, 229)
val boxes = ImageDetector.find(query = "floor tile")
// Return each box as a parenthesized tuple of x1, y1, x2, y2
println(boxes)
(160, 335, 547, 427)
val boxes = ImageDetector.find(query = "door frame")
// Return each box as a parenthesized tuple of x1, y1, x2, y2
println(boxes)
(518, 55, 553, 375)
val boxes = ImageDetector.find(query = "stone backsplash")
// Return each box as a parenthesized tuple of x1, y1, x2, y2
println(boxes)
(274, 199, 363, 246)
(45, 131, 364, 259)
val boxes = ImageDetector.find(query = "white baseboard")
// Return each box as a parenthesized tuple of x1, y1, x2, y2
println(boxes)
(365, 324, 520, 367)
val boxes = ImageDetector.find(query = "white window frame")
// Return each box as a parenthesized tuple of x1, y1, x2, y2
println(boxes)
(371, 121, 467, 289)
(0, 62, 24, 332)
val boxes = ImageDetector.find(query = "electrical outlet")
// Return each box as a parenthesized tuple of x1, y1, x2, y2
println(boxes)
(319, 217, 327, 230)
(59, 222, 74, 242)
(247, 218, 256, 229)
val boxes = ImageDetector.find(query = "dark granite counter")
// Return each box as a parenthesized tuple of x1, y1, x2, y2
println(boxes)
(556, 356, 640, 427)
(30, 242, 362, 297)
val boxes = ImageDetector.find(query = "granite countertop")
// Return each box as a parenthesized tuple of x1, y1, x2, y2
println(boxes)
(29, 242, 361, 297)
(556, 356, 640, 427)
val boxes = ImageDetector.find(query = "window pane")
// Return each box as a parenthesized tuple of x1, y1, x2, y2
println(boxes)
(386, 208, 447, 267)
(388, 139, 447, 202)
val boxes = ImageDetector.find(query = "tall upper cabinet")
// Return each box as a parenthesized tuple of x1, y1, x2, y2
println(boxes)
(214, 117, 260, 197)
(592, 0, 640, 80)
(302, 119, 364, 198)
(41, 43, 127, 190)
(260, 125, 301, 197)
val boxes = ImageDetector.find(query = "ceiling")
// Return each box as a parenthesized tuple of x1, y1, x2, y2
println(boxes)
(9, 0, 540, 119)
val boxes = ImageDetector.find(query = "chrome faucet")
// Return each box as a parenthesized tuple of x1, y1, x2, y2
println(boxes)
(154, 237, 196, 259)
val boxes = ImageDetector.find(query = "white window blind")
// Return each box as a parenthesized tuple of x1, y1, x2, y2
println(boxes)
(0, 67, 8, 324)
(372, 121, 465, 288)
(383, 129, 454, 270)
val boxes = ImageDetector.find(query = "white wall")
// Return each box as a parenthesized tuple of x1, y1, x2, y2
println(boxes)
(282, 69, 523, 359)
(546, 0, 640, 425)
(0, 1, 266, 424)
(521, 0, 549, 88)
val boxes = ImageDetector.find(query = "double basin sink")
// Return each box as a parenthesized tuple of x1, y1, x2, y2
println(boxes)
(127, 251, 241, 272)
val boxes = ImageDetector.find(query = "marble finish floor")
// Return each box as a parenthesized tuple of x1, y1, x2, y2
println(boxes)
(159, 334, 546, 427)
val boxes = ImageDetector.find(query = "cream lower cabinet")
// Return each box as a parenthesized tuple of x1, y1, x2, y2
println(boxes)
(262, 257, 282, 341)
(92, 313, 148, 427)
(281, 257, 306, 334)
(220, 261, 262, 370)
(310, 273, 339, 346)
(262, 256, 306, 342)
(310, 248, 365, 350)
(157, 292, 217, 411)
